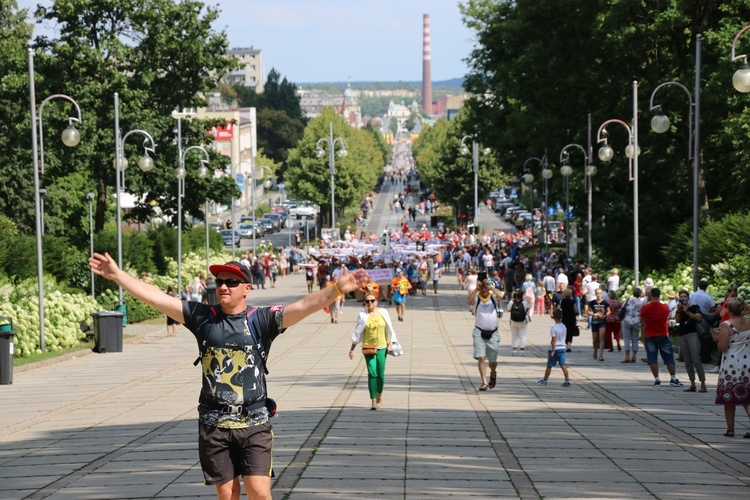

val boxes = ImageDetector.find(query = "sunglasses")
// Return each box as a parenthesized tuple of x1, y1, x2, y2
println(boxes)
(364, 299, 377, 304)
(215, 278, 247, 288)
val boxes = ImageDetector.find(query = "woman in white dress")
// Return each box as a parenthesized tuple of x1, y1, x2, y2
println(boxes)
(713, 297, 750, 437)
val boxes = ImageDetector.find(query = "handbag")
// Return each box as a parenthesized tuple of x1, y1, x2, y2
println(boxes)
(572, 324, 580, 337)
(617, 300, 628, 321)
(361, 343, 378, 355)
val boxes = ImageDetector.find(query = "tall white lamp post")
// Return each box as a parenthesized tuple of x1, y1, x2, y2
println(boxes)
(460, 136, 491, 231)
(87, 192, 95, 299)
(523, 155, 550, 250)
(29, 49, 83, 351)
(649, 35, 701, 289)
(114, 92, 156, 308)
(596, 82, 640, 285)
(559, 145, 596, 263)
(176, 146, 210, 295)
(316, 122, 347, 230)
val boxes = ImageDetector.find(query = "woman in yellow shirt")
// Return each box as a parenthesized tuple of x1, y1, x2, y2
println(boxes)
(349, 293, 399, 410)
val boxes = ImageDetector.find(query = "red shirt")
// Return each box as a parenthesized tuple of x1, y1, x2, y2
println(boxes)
(640, 300, 669, 338)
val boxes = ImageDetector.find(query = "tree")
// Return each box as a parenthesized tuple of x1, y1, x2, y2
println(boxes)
(459, 0, 750, 270)
(0, 1, 34, 233)
(25, 0, 239, 238)
(285, 107, 381, 226)
(263, 68, 306, 123)
(257, 107, 305, 175)
(413, 107, 503, 212)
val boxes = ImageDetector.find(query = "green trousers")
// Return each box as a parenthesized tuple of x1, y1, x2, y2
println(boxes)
(365, 348, 387, 398)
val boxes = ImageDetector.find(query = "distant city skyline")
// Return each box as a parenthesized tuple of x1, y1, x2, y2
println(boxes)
(17, 0, 475, 84)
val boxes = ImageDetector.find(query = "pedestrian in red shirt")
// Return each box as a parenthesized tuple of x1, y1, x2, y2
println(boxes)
(640, 288, 683, 387)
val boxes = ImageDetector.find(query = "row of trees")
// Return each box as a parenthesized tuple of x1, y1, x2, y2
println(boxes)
(285, 107, 391, 227)
(0, 0, 321, 285)
(438, 0, 750, 274)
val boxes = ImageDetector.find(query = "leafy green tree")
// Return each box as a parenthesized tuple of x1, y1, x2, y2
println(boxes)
(414, 109, 504, 212)
(263, 68, 306, 122)
(363, 123, 392, 167)
(0, 1, 34, 233)
(459, 0, 750, 271)
(25, 0, 239, 238)
(285, 107, 381, 226)
(257, 108, 305, 173)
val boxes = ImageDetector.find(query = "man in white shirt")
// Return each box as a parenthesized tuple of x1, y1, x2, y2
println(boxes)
(556, 268, 569, 288)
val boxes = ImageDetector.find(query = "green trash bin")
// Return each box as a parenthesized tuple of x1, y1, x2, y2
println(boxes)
(0, 316, 15, 385)
(115, 304, 127, 327)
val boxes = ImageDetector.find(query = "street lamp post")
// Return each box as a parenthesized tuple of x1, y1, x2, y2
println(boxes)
(559, 145, 597, 263)
(87, 192, 95, 299)
(28, 49, 83, 352)
(317, 122, 347, 231)
(596, 81, 640, 285)
(114, 92, 156, 307)
(650, 35, 701, 290)
(523, 155, 551, 251)
(460, 136, 491, 232)
(239, 162, 273, 254)
(176, 146, 210, 295)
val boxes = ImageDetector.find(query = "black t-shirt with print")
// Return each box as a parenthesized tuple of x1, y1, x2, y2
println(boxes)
(588, 299, 609, 323)
(182, 301, 285, 428)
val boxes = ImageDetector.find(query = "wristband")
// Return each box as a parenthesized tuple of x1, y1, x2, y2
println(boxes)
(335, 283, 344, 296)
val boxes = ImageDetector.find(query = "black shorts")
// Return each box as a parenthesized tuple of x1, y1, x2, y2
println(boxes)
(198, 421, 274, 485)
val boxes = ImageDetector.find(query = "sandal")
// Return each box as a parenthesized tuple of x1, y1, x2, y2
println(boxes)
(489, 374, 497, 389)
(698, 386, 707, 393)
(684, 386, 697, 392)
(620, 359, 631, 363)
(724, 430, 735, 437)
(479, 384, 488, 391)
(744, 432, 750, 439)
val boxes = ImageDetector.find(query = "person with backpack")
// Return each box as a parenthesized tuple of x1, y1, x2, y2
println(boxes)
(88, 253, 367, 500)
(468, 278, 505, 390)
(509, 289, 530, 356)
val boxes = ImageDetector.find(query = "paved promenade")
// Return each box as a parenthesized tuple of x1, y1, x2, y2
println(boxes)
(2, 183, 750, 499)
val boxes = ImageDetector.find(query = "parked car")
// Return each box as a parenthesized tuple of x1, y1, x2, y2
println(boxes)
(286, 202, 298, 217)
(209, 222, 222, 232)
(262, 213, 282, 232)
(221, 229, 241, 246)
(296, 201, 317, 220)
(259, 217, 275, 233)
(237, 223, 254, 239)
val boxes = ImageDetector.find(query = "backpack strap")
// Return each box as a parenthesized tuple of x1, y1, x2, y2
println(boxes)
(193, 305, 219, 366)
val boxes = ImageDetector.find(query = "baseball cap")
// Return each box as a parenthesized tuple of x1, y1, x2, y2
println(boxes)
(209, 261, 253, 282)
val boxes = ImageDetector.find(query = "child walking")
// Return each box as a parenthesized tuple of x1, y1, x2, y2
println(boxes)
(537, 308, 571, 387)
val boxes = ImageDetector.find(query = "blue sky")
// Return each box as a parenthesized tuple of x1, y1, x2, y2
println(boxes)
(18, 0, 476, 83)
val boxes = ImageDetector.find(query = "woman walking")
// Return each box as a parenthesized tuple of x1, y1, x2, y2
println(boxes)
(620, 288, 644, 363)
(713, 297, 750, 437)
(605, 290, 623, 352)
(586, 288, 610, 361)
(348, 293, 398, 410)
(674, 290, 707, 392)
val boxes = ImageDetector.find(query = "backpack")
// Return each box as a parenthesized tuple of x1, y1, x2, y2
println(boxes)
(510, 300, 527, 322)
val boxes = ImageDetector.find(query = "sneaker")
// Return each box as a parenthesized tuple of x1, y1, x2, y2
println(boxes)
(670, 378, 684, 387)
(536, 379, 548, 385)
(511, 351, 517, 357)
(518, 351, 526, 357)
(562, 381, 571, 387)
(653, 379, 661, 386)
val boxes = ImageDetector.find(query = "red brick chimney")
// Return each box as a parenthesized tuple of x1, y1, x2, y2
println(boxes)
(422, 14, 433, 116)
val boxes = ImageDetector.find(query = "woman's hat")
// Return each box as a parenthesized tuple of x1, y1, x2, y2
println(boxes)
(667, 290, 676, 299)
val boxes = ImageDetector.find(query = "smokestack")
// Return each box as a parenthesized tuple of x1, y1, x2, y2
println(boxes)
(422, 14, 433, 116)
